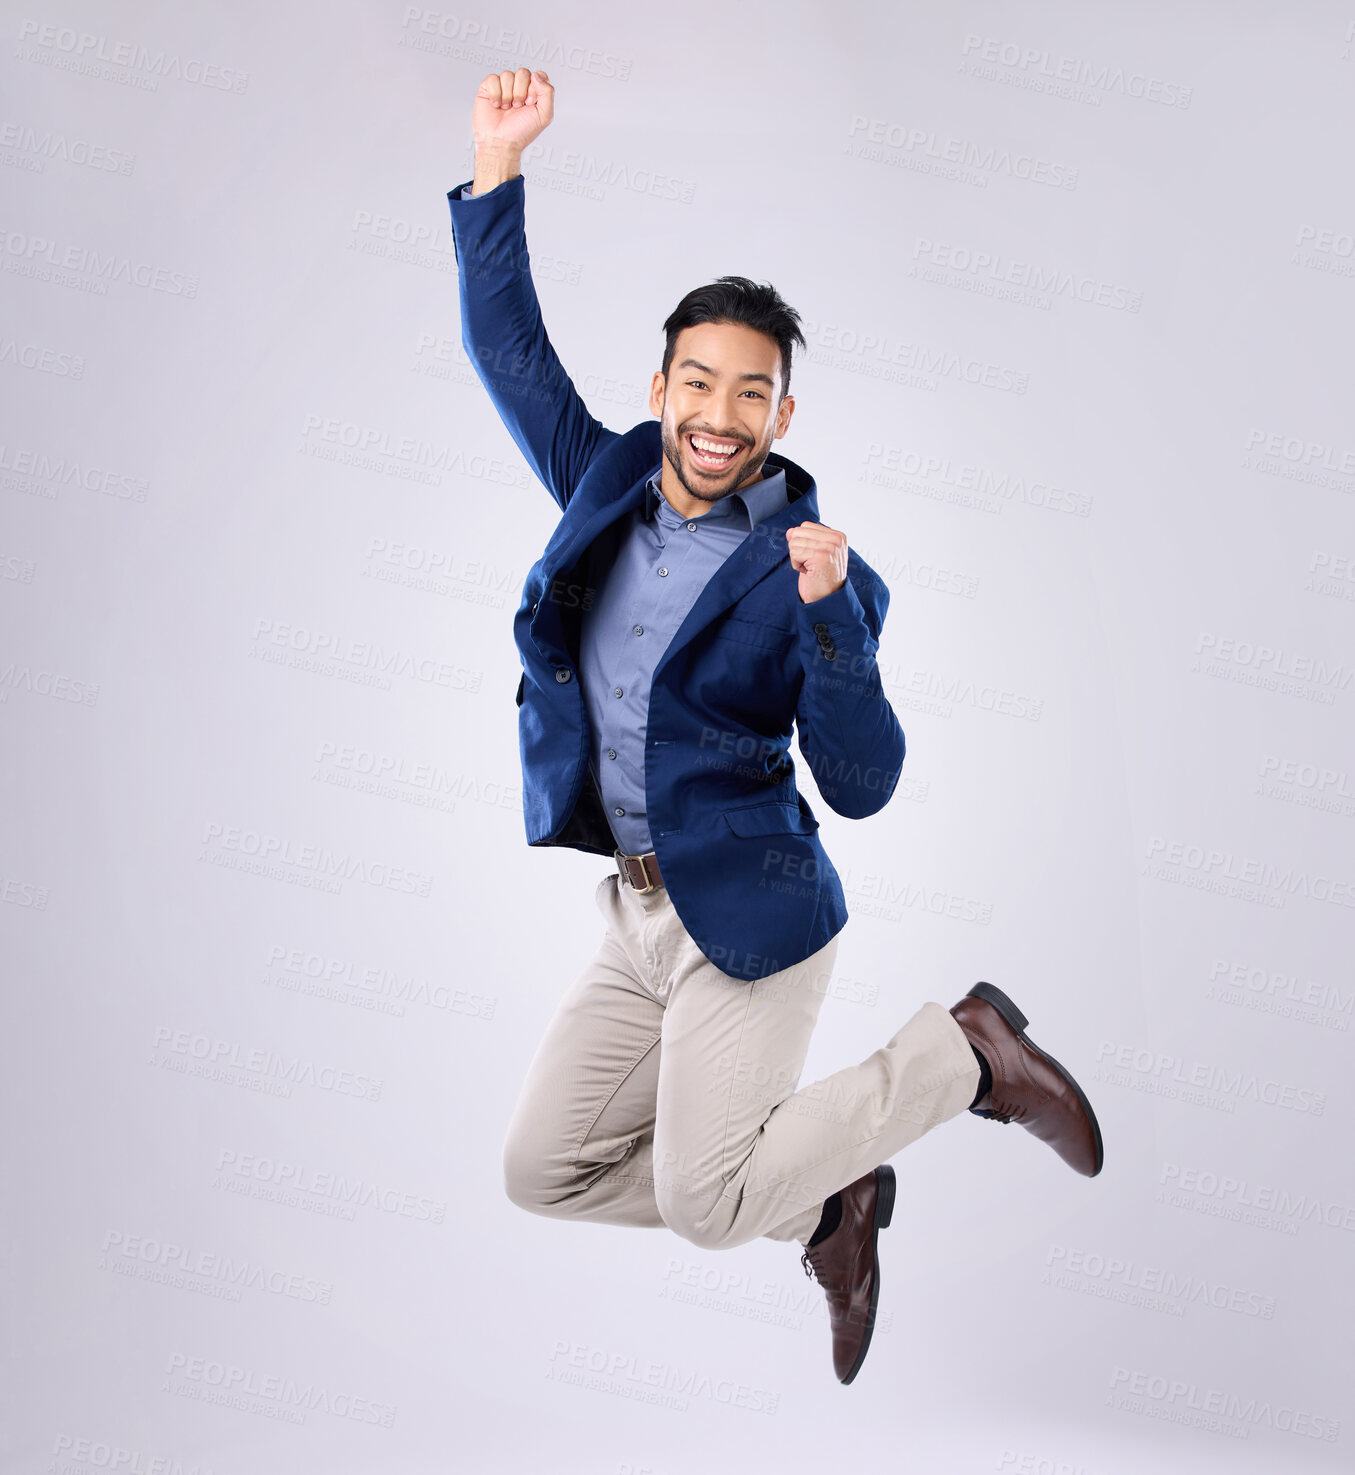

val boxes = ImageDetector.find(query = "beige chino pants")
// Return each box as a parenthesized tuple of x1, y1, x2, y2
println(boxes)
(502, 866, 982, 1249)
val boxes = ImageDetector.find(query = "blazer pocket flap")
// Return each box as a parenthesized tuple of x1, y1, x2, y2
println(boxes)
(723, 801, 819, 837)
(713, 614, 796, 650)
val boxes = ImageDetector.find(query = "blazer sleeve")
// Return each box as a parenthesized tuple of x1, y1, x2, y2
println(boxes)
(792, 568, 906, 818)
(446, 175, 616, 512)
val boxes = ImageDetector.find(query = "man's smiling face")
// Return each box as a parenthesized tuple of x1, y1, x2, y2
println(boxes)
(649, 320, 795, 508)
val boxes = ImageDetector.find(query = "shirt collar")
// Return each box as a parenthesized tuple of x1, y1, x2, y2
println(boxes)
(644, 464, 789, 530)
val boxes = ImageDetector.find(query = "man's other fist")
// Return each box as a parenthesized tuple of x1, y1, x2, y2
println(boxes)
(786, 520, 849, 605)
(472, 68, 554, 156)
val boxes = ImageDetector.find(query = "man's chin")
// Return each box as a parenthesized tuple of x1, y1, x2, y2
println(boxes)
(681, 450, 766, 498)
(687, 460, 742, 493)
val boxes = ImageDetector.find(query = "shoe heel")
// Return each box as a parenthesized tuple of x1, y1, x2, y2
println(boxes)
(968, 981, 1028, 1033)
(874, 1165, 896, 1229)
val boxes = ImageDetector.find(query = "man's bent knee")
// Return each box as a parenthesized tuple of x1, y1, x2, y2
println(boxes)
(501, 1128, 558, 1214)
(654, 1178, 737, 1249)
(657, 1171, 822, 1249)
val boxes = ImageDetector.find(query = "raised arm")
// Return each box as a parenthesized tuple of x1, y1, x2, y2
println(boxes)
(447, 68, 614, 512)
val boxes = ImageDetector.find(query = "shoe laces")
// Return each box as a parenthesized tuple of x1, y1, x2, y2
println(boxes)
(973, 1098, 1028, 1125)
(801, 1244, 848, 1315)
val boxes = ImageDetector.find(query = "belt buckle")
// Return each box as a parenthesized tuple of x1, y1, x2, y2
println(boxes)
(618, 850, 657, 894)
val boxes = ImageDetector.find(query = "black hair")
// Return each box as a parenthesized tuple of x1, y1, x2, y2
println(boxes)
(661, 276, 806, 400)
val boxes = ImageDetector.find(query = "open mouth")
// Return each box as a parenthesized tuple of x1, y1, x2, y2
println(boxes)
(685, 431, 746, 474)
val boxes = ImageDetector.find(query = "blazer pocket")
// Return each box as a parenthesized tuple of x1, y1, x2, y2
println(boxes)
(712, 615, 796, 651)
(723, 800, 819, 837)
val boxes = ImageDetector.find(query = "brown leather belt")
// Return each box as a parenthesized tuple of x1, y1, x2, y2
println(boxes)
(615, 849, 663, 893)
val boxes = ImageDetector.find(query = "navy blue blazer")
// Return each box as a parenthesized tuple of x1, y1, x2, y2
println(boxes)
(447, 175, 907, 981)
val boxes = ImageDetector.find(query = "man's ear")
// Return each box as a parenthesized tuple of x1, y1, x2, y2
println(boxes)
(774, 392, 795, 439)
(648, 370, 666, 417)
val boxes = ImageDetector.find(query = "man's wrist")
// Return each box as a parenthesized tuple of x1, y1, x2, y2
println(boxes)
(797, 578, 847, 604)
(471, 148, 522, 196)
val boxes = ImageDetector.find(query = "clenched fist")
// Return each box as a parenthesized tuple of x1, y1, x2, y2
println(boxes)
(472, 67, 555, 156)
(786, 521, 849, 605)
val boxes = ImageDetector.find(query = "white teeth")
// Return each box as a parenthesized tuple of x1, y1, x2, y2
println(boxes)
(691, 436, 737, 457)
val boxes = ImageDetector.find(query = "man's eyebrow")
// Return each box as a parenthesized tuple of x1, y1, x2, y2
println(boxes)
(676, 358, 776, 387)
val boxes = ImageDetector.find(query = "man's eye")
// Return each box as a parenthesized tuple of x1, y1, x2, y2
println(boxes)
(687, 380, 707, 389)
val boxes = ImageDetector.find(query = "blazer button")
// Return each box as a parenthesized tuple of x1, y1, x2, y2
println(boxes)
(813, 621, 828, 634)
(555, 668, 572, 684)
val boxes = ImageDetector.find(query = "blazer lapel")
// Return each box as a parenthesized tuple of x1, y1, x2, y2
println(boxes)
(534, 429, 822, 680)
(653, 455, 820, 685)
(541, 423, 662, 576)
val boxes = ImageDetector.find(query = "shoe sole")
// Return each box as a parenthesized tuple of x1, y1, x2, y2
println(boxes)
(840, 1164, 896, 1385)
(967, 981, 1105, 1178)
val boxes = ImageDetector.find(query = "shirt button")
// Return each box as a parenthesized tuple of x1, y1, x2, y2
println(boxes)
(613, 686, 623, 698)
(657, 566, 668, 577)
(614, 806, 625, 816)
(607, 748, 617, 759)
(633, 624, 644, 636)
(555, 668, 572, 684)
(686, 521, 697, 531)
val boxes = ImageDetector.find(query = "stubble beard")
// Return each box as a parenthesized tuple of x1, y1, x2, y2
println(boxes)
(660, 417, 769, 506)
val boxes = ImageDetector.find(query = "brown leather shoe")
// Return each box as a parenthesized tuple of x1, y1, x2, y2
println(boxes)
(799, 1165, 895, 1384)
(950, 982, 1104, 1177)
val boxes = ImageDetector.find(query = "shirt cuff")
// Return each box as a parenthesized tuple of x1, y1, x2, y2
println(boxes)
(447, 176, 519, 203)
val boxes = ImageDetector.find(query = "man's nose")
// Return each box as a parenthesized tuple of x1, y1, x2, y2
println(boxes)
(708, 392, 745, 432)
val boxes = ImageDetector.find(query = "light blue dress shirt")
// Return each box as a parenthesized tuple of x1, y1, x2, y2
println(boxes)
(581, 465, 790, 854)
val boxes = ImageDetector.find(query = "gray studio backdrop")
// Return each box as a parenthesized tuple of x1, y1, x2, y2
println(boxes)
(3, 1, 1352, 1471)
